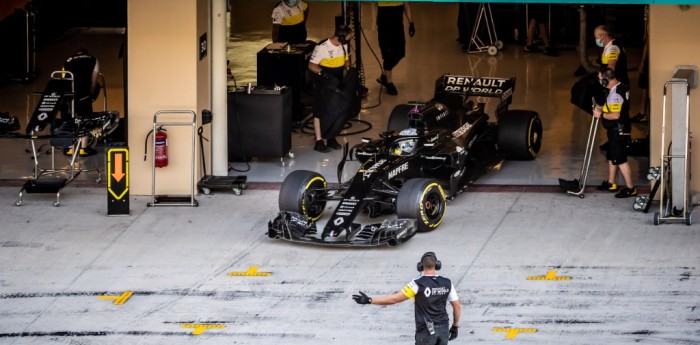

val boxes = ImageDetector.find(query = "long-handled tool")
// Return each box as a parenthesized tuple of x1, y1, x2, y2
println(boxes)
(559, 99, 600, 198)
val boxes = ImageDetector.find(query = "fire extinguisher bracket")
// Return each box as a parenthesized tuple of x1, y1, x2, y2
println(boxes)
(147, 110, 199, 207)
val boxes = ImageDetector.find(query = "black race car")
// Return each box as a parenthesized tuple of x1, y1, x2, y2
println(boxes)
(267, 74, 542, 247)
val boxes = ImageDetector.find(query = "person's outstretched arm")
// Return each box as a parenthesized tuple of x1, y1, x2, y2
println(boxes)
(353, 291, 408, 305)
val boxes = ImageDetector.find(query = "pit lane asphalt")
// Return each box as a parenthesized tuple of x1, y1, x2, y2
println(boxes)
(0, 186, 697, 345)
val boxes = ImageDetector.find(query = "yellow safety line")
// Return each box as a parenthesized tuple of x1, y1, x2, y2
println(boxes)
(181, 323, 225, 335)
(527, 270, 571, 281)
(228, 266, 271, 276)
(492, 327, 537, 339)
(97, 291, 133, 305)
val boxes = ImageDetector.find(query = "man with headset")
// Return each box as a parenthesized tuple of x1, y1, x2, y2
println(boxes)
(308, 25, 359, 153)
(353, 252, 462, 344)
(593, 67, 637, 199)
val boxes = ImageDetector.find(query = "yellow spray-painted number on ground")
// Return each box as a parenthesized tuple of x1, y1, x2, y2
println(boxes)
(527, 270, 571, 281)
(181, 323, 225, 335)
(98, 291, 133, 305)
(492, 327, 537, 339)
(228, 266, 271, 276)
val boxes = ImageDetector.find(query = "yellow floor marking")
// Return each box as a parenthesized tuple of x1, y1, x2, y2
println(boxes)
(492, 327, 537, 339)
(527, 270, 571, 281)
(97, 291, 133, 305)
(228, 265, 271, 276)
(181, 323, 225, 335)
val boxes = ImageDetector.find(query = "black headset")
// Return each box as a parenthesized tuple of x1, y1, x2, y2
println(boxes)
(599, 67, 616, 88)
(417, 252, 442, 272)
(335, 25, 350, 44)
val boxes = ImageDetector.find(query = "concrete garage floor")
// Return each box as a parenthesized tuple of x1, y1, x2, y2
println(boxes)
(0, 2, 698, 345)
(0, 187, 698, 344)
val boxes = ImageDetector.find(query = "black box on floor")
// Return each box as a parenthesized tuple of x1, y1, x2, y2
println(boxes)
(227, 88, 291, 161)
(257, 44, 314, 123)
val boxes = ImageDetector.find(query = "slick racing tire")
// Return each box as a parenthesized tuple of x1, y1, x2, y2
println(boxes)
(387, 104, 415, 132)
(498, 110, 542, 160)
(397, 178, 447, 233)
(279, 170, 327, 221)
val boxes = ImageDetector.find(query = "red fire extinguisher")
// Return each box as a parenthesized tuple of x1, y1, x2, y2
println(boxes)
(144, 126, 168, 168)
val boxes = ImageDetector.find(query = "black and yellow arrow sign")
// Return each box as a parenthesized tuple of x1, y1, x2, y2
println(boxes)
(108, 148, 129, 200)
(107, 146, 130, 216)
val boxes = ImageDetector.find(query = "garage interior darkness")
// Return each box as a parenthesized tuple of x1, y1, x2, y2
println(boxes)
(2, 1, 667, 193)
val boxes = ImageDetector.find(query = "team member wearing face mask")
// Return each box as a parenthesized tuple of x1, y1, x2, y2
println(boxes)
(271, 0, 309, 45)
(593, 68, 636, 199)
(593, 25, 629, 86)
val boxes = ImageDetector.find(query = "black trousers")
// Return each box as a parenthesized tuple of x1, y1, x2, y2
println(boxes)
(312, 68, 360, 140)
(415, 323, 450, 345)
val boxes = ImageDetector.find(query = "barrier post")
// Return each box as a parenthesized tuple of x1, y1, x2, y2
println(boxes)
(107, 143, 130, 216)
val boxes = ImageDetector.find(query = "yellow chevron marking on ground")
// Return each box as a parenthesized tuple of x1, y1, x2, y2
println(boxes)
(97, 291, 133, 305)
(492, 327, 538, 339)
(527, 270, 571, 281)
(227, 265, 271, 276)
(181, 323, 225, 335)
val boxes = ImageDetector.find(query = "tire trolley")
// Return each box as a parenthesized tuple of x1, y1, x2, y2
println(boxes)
(653, 69, 696, 226)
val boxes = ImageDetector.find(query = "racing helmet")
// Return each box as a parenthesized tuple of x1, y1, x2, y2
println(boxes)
(393, 128, 418, 156)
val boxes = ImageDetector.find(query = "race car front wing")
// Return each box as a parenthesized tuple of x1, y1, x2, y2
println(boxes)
(267, 211, 418, 247)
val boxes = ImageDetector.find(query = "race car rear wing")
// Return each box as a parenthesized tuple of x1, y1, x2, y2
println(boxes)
(435, 74, 516, 116)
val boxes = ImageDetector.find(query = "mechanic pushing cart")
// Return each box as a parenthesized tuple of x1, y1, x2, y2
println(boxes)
(268, 74, 542, 247)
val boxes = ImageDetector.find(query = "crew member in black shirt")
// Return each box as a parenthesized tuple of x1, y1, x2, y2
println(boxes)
(593, 68, 636, 198)
(353, 252, 462, 344)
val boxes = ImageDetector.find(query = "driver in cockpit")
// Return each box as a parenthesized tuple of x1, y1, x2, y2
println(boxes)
(393, 128, 418, 156)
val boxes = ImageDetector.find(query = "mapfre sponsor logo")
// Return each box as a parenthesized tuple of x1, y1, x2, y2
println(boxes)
(388, 162, 409, 179)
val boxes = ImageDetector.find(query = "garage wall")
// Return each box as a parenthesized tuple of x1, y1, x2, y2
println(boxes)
(197, 0, 212, 178)
(649, 5, 700, 199)
(127, 0, 210, 195)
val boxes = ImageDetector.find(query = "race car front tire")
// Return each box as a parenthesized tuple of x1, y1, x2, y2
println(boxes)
(387, 104, 415, 132)
(397, 178, 447, 233)
(279, 170, 327, 221)
(497, 110, 542, 160)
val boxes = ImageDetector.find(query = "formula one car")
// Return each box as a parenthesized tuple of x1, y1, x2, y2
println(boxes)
(267, 74, 542, 247)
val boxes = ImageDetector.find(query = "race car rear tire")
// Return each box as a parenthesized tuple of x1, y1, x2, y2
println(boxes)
(387, 104, 414, 132)
(397, 178, 447, 233)
(497, 110, 542, 160)
(279, 170, 327, 221)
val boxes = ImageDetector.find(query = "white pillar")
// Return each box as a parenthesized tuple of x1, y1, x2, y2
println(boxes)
(211, 0, 228, 176)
